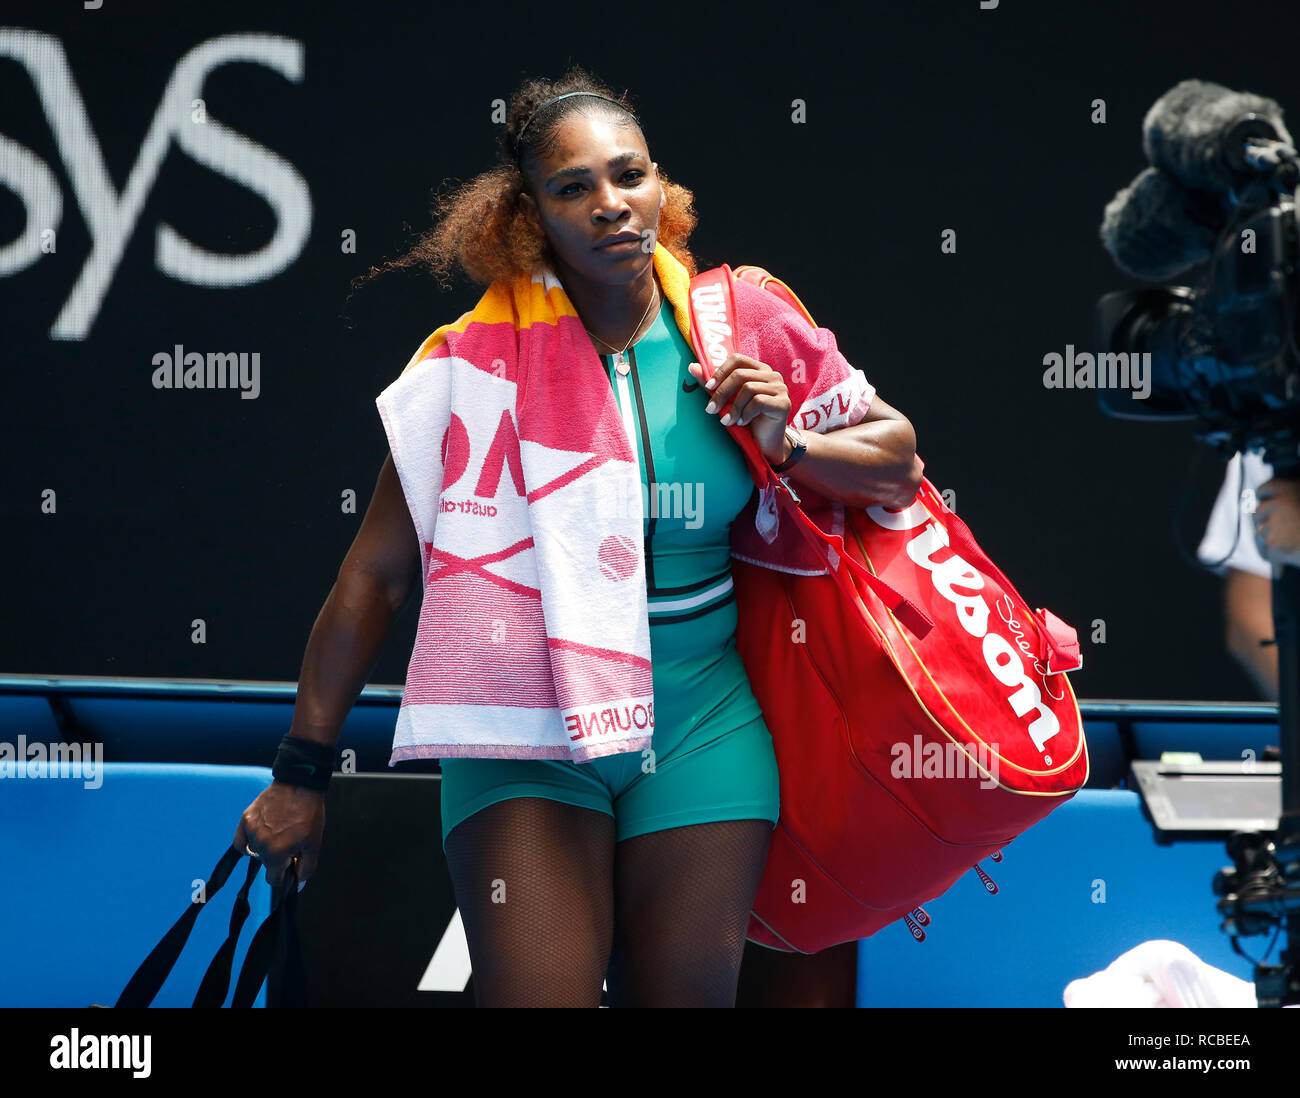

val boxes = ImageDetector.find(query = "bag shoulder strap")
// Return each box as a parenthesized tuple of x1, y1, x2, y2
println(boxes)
(687, 264, 933, 640)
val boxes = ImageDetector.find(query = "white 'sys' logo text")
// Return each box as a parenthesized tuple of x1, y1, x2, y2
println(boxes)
(0, 29, 312, 340)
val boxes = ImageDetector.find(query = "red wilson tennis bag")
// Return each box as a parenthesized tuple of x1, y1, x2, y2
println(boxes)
(687, 264, 1088, 953)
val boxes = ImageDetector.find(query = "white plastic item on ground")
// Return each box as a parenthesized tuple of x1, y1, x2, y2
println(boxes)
(1063, 940, 1257, 1007)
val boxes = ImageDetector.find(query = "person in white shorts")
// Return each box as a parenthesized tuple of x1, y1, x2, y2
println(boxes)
(1197, 448, 1300, 698)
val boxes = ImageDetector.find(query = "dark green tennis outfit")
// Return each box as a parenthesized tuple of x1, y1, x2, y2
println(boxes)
(438, 293, 780, 850)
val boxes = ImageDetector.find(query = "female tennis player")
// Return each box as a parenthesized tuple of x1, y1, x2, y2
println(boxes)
(234, 65, 921, 1007)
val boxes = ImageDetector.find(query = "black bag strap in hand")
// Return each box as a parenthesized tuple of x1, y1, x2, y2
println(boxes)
(115, 847, 303, 1008)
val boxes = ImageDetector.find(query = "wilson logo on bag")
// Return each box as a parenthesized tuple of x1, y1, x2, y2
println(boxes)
(688, 263, 1088, 954)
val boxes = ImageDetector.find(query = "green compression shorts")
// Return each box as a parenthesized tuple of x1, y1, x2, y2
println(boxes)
(438, 288, 780, 851)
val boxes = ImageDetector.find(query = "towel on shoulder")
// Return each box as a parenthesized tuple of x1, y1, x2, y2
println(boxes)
(376, 242, 876, 764)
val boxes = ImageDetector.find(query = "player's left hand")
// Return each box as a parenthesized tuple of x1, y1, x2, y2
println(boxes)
(688, 355, 793, 465)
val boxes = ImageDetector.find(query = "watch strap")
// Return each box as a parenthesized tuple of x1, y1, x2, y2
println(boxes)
(771, 426, 807, 473)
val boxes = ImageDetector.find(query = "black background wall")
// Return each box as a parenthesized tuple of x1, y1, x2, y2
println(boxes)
(3, 0, 1295, 700)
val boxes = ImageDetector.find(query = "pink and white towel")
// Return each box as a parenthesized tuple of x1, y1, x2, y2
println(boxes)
(377, 242, 875, 764)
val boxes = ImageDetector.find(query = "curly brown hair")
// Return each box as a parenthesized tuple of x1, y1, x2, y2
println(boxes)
(351, 64, 699, 294)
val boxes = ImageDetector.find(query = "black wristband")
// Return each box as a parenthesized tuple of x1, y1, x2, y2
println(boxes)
(272, 734, 335, 792)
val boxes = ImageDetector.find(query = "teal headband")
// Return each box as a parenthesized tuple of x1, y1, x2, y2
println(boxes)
(516, 91, 631, 147)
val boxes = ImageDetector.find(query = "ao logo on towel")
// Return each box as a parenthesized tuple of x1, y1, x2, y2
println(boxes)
(0, 30, 312, 340)
(441, 411, 526, 499)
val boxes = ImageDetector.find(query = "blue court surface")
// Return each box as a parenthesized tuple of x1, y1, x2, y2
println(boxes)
(0, 678, 1282, 1007)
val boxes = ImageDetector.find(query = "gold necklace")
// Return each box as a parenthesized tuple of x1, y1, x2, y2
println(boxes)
(583, 281, 659, 376)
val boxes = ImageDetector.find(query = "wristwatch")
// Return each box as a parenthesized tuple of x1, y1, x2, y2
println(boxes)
(771, 425, 807, 473)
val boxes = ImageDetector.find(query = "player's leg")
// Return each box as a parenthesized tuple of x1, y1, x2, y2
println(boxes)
(444, 795, 616, 1007)
(606, 815, 773, 1007)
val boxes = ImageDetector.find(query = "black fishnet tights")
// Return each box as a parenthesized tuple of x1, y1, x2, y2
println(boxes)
(443, 797, 773, 1007)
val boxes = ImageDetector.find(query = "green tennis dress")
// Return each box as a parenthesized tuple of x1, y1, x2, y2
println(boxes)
(437, 289, 780, 850)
